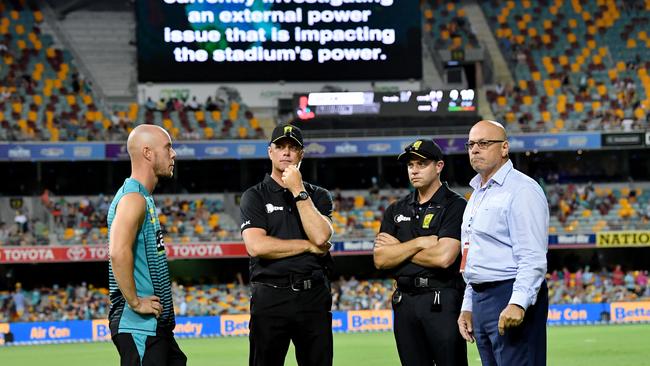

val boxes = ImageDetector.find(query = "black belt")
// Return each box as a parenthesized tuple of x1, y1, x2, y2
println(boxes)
(396, 276, 458, 293)
(470, 278, 515, 293)
(253, 272, 326, 292)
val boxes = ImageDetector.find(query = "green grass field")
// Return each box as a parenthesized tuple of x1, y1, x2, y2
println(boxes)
(1, 324, 648, 365)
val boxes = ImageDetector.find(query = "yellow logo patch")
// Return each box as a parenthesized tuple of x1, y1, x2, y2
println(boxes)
(422, 213, 434, 229)
(412, 140, 422, 150)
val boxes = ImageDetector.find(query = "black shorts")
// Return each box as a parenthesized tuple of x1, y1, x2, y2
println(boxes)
(112, 332, 187, 366)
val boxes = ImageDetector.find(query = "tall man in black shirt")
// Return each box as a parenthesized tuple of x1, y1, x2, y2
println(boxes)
(374, 139, 468, 366)
(240, 124, 334, 366)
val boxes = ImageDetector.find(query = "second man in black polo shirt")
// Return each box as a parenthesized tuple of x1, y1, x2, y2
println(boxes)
(240, 124, 334, 366)
(374, 139, 468, 366)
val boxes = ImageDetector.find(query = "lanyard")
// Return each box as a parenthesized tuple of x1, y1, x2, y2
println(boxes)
(466, 181, 493, 236)
(460, 181, 492, 273)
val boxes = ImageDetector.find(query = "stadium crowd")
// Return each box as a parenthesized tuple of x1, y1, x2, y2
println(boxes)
(2, 182, 649, 246)
(2, 0, 649, 141)
(1, 268, 649, 323)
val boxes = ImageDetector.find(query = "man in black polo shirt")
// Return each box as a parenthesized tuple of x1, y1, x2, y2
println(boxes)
(240, 124, 334, 366)
(374, 139, 468, 366)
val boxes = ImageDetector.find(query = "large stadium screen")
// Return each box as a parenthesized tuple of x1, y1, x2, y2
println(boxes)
(136, 0, 422, 82)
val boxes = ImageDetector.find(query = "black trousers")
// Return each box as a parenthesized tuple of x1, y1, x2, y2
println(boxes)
(112, 332, 187, 366)
(249, 282, 333, 366)
(392, 288, 468, 366)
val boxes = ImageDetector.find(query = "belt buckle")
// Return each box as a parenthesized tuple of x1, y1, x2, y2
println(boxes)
(415, 277, 428, 287)
(291, 279, 312, 292)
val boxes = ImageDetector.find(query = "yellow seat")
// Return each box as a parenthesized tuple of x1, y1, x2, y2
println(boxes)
(27, 110, 37, 122)
(593, 55, 602, 65)
(635, 108, 646, 120)
(574, 102, 584, 112)
(204, 127, 214, 139)
(49, 127, 59, 141)
(522, 95, 533, 105)
(518, 79, 528, 90)
(598, 47, 608, 57)
(64, 228, 75, 240)
(592, 101, 601, 111)
(354, 195, 365, 208)
(517, 20, 526, 31)
(12, 102, 22, 114)
(552, 79, 561, 89)
(608, 69, 618, 80)
(170, 127, 179, 139)
(545, 63, 555, 74)
(570, 63, 580, 73)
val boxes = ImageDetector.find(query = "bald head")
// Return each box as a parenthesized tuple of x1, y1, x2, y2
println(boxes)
(470, 120, 507, 141)
(467, 120, 509, 182)
(127, 124, 172, 161)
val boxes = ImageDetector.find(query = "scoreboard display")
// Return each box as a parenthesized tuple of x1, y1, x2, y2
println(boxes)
(294, 89, 477, 119)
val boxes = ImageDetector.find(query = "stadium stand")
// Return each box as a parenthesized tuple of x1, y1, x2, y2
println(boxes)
(422, 0, 480, 51)
(2, 268, 649, 322)
(138, 86, 264, 141)
(0, 2, 263, 141)
(0, 1, 108, 142)
(1, 183, 649, 245)
(481, 0, 650, 133)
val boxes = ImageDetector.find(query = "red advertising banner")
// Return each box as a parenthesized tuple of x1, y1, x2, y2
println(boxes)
(0, 242, 249, 264)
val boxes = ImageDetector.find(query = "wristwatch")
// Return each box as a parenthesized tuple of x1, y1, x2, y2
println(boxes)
(294, 191, 309, 202)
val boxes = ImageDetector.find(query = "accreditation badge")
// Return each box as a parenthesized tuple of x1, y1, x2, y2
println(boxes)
(459, 242, 470, 273)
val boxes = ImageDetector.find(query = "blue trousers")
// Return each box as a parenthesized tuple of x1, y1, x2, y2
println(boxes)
(472, 279, 548, 366)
